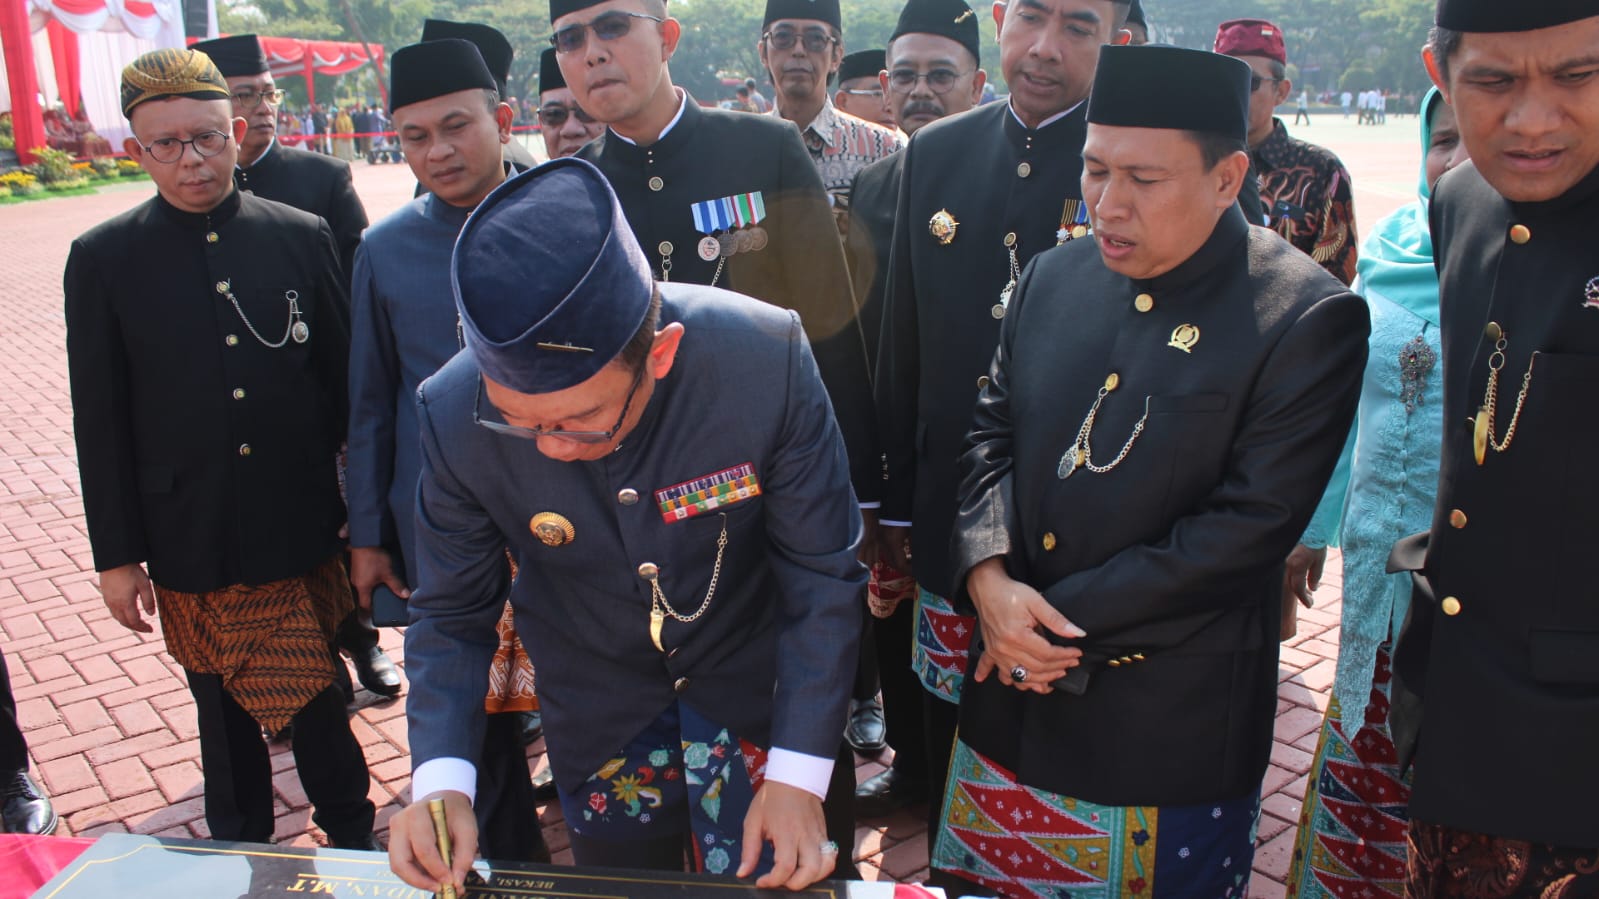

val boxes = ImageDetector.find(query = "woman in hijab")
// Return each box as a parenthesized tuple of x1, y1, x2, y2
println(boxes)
(1283, 88, 1468, 899)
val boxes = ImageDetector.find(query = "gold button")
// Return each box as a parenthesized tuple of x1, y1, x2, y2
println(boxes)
(658, 241, 673, 256)
(618, 488, 639, 506)
(1134, 293, 1154, 313)
(238, 444, 251, 457)
(225, 334, 240, 347)
(1484, 321, 1503, 342)
(1017, 161, 1032, 178)
(648, 176, 664, 192)
(1132, 653, 1145, 661)
(977, 375, 990, 390)
(1042, 532, 1057, 551)
(215, 281, 229, 294)
(1449, 509, 1467, 529)
(206, 231, 219, 243)
(1119, 656, 1133, 664)
(1104, 373, 1120, 392)
(637, 562, 659, 580)
(1003, 232, 1017, 247)
(232, 388, 246, 400)
(1441, 596, 1462, 616)
(673, 676, 691, 693)
(1509, 224, 1531, 244)
(1108, 659, 1122, 667)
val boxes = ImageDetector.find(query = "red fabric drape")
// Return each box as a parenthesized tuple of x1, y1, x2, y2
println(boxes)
(0, 0, 47, 165)
(46, 17, 82, 118)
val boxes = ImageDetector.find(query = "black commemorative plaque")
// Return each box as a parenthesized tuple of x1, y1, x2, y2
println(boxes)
(31, 834, 902, 898)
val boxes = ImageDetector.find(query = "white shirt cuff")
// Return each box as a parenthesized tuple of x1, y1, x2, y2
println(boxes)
(858, 501, 881, 510)
(880, 519, 913, 528)
(412, 757, 478, 807)
(766, 748, 834, 799)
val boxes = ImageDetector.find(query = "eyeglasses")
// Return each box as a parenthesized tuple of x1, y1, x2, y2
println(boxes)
(550, 10, 664, 54)
(887, 68, 968, 94)
(473, 364, 646, 444)
(763, 29, 837, 53)
(231, 88, 284, 109)
(139, 130, 231, 164)
(1249, 76, 1282, 93)
(538, 103, 596, 127)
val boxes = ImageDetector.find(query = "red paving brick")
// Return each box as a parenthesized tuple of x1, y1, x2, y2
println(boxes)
(1, 119, 1421, 891)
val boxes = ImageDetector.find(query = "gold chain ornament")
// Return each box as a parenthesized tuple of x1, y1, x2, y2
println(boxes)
(1473, 328, 1537, 466)
(645, 514, 729, 652)
(1057, 374, 1150, 480)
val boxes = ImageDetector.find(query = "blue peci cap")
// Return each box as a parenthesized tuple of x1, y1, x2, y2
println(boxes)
(452, 157, 654, 395)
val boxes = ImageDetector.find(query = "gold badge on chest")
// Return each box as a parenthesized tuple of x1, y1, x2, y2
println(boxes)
(1168, 323, 1201, 354)
(529, 512, 575, 547)
(929, 209, 959, 245)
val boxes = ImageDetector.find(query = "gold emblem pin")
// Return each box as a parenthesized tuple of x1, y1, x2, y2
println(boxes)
(530, 512, 576, 547)
(1168, 323, 1201, 353)
(929, 209, 959, 245)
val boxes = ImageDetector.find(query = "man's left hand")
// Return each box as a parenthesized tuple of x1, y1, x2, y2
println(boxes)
(1283, 544, 1327, 609)
(737, 781, 833, 890)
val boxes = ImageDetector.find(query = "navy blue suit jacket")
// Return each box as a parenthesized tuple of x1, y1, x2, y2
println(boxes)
(404, 284, 866, 790)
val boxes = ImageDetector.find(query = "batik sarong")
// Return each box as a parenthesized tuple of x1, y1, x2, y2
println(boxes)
(1287, 646, 1411, 897)
(934, 737, 1259, 898)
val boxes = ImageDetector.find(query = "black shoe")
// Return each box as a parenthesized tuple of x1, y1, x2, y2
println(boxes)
(329, 832, 383, 852)
(844, 696, 886, 754)
(532, 766, 558, 802)
(518, 709, 543, 746)
(2, 771, 58, 835)
(347, 645, 402, 698)
(854, 766, 928, 818)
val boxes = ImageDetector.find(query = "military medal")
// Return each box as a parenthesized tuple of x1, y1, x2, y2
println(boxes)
(929, 209, 959, 245)
(1056, 199, 1091, 245)
(691, 196, 735, 265)
(1584, 276, 1599, 310)
(734, 228, 753, 254)
(729, 192, 768, 253)
(655, 463, 761, 523)
(717, 232, 738, 258)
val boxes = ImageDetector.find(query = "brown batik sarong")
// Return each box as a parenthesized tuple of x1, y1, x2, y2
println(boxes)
(154, 555, 352, 734)
(1407, 820, 1599, 897)
(485, 601, 536, 714)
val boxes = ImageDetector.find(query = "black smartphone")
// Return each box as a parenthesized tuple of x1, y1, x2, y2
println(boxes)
(370, 584, 408, 628)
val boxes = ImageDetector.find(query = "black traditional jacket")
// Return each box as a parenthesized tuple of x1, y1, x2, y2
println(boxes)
(578, 95, 877, 501)
(1393, 162, 1599, 847)
(65, 189, 350, 593)
(952, 208, 1367, 804)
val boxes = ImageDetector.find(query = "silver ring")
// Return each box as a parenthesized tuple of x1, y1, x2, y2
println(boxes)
(1010, 665, 1028, 683)
(820, 840, 839, 855)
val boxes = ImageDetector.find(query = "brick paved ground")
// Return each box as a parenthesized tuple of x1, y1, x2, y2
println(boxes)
(0, 118, 1417, 893)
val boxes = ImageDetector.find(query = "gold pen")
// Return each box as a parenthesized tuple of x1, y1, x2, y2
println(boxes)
(427, 797, 458, 899)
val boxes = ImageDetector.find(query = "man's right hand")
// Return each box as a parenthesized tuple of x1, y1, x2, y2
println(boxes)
(102, 563, 157, 633)
(389, 790, 476, 892)
(349, 546, 410, 612)
(967, 558, 1084, 693)
(877, 524, 914, 578)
